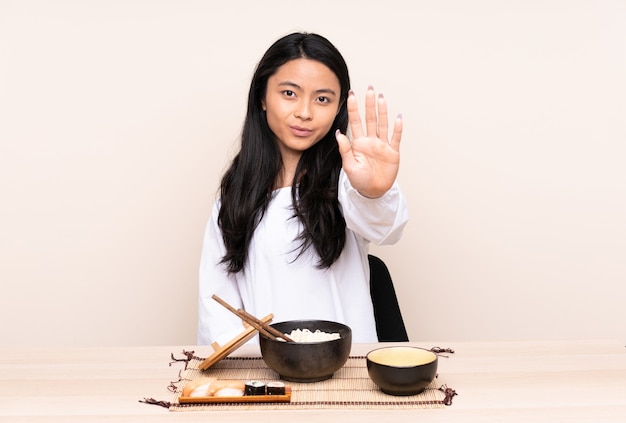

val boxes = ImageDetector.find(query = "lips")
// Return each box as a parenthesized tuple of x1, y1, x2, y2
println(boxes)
(289, 125, 313, 137)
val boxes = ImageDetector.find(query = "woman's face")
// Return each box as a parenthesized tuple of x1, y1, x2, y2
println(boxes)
(262, 58, 341, 166)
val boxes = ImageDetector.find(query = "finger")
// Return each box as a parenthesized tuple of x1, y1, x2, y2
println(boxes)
(347, 91, 364, 140)
(335, 129, 353, 158)
(335, 129, 358, 171)
(377, 93, 389, 144)
(389, 114, 403, 152)
(365, 86, 377, 137)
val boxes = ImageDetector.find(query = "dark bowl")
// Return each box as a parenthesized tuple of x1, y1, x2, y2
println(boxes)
(366, 346, 438, 396)
(259, 320, 352, 383)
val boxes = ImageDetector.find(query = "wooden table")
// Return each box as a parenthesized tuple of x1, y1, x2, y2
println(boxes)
(1, 340, 625, 422)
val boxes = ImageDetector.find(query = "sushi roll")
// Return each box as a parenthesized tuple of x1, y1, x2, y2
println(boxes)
(244, 380, 266, 396)
(266, 381, 286, 395)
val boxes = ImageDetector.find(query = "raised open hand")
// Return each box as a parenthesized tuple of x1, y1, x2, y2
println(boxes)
(335, 86, 402, 198)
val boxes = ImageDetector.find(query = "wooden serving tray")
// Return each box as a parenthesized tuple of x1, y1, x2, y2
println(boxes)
(178, 387, 292, 404)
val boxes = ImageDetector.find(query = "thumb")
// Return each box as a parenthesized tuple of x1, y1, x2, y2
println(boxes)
(335, 129, 352, 158)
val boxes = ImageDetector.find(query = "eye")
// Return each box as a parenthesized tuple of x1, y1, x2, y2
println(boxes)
(282, 90, 296, 97)
(317, 96, 330, 103)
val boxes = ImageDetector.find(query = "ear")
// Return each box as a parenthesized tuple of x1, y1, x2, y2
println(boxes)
(261, 99, 267, 111)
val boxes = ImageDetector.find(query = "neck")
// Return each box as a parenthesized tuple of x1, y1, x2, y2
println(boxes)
(276, 166, 295, 189)
(276, 151, 300, 189)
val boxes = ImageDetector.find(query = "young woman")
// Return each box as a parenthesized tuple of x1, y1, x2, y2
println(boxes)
(198, 32, 407, 345)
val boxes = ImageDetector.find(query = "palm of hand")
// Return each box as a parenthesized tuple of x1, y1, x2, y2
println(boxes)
(336, 87, 403, 198)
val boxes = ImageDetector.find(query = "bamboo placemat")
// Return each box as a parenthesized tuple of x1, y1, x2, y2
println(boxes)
(166, 354, 456, 411)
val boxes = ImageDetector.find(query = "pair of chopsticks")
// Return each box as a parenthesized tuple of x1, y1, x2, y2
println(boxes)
(212, 294, 294, 342)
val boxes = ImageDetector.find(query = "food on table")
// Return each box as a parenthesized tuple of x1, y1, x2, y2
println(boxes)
(244, 380, 266, 396)
(266, 381, 286, 395)
(182, 378, 288, 398)
(282, 328, 340, 342)
(182, 377, 245, 397)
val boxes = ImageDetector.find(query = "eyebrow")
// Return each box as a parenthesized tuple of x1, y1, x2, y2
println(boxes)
(277, 81, 337, 96)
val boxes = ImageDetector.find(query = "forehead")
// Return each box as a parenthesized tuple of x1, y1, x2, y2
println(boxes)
(268, 58, 340, 91)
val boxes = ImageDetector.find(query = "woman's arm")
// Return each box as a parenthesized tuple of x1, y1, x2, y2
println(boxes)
(338, 169, 408, 246)
(336, 86, 407, 245)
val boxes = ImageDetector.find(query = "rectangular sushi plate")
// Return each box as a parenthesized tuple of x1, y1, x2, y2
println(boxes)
(178, 387, 292, 404)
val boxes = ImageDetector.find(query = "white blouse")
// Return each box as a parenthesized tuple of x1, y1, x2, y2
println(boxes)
(197, 170, 408, 345)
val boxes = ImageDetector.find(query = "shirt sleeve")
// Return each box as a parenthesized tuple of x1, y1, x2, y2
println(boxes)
(338, 169, 408, 245)
(197, 201, 246, 345)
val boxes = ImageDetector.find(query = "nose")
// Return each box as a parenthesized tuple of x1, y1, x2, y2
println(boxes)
(294, 101, 312, 120)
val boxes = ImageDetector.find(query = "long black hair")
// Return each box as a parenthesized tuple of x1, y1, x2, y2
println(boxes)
(218, 32, 350, 273)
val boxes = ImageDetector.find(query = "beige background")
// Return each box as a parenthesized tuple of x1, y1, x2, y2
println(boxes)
(1, 0, 624, 347)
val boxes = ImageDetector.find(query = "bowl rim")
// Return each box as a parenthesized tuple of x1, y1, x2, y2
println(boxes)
(366, 346, 438, 368)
